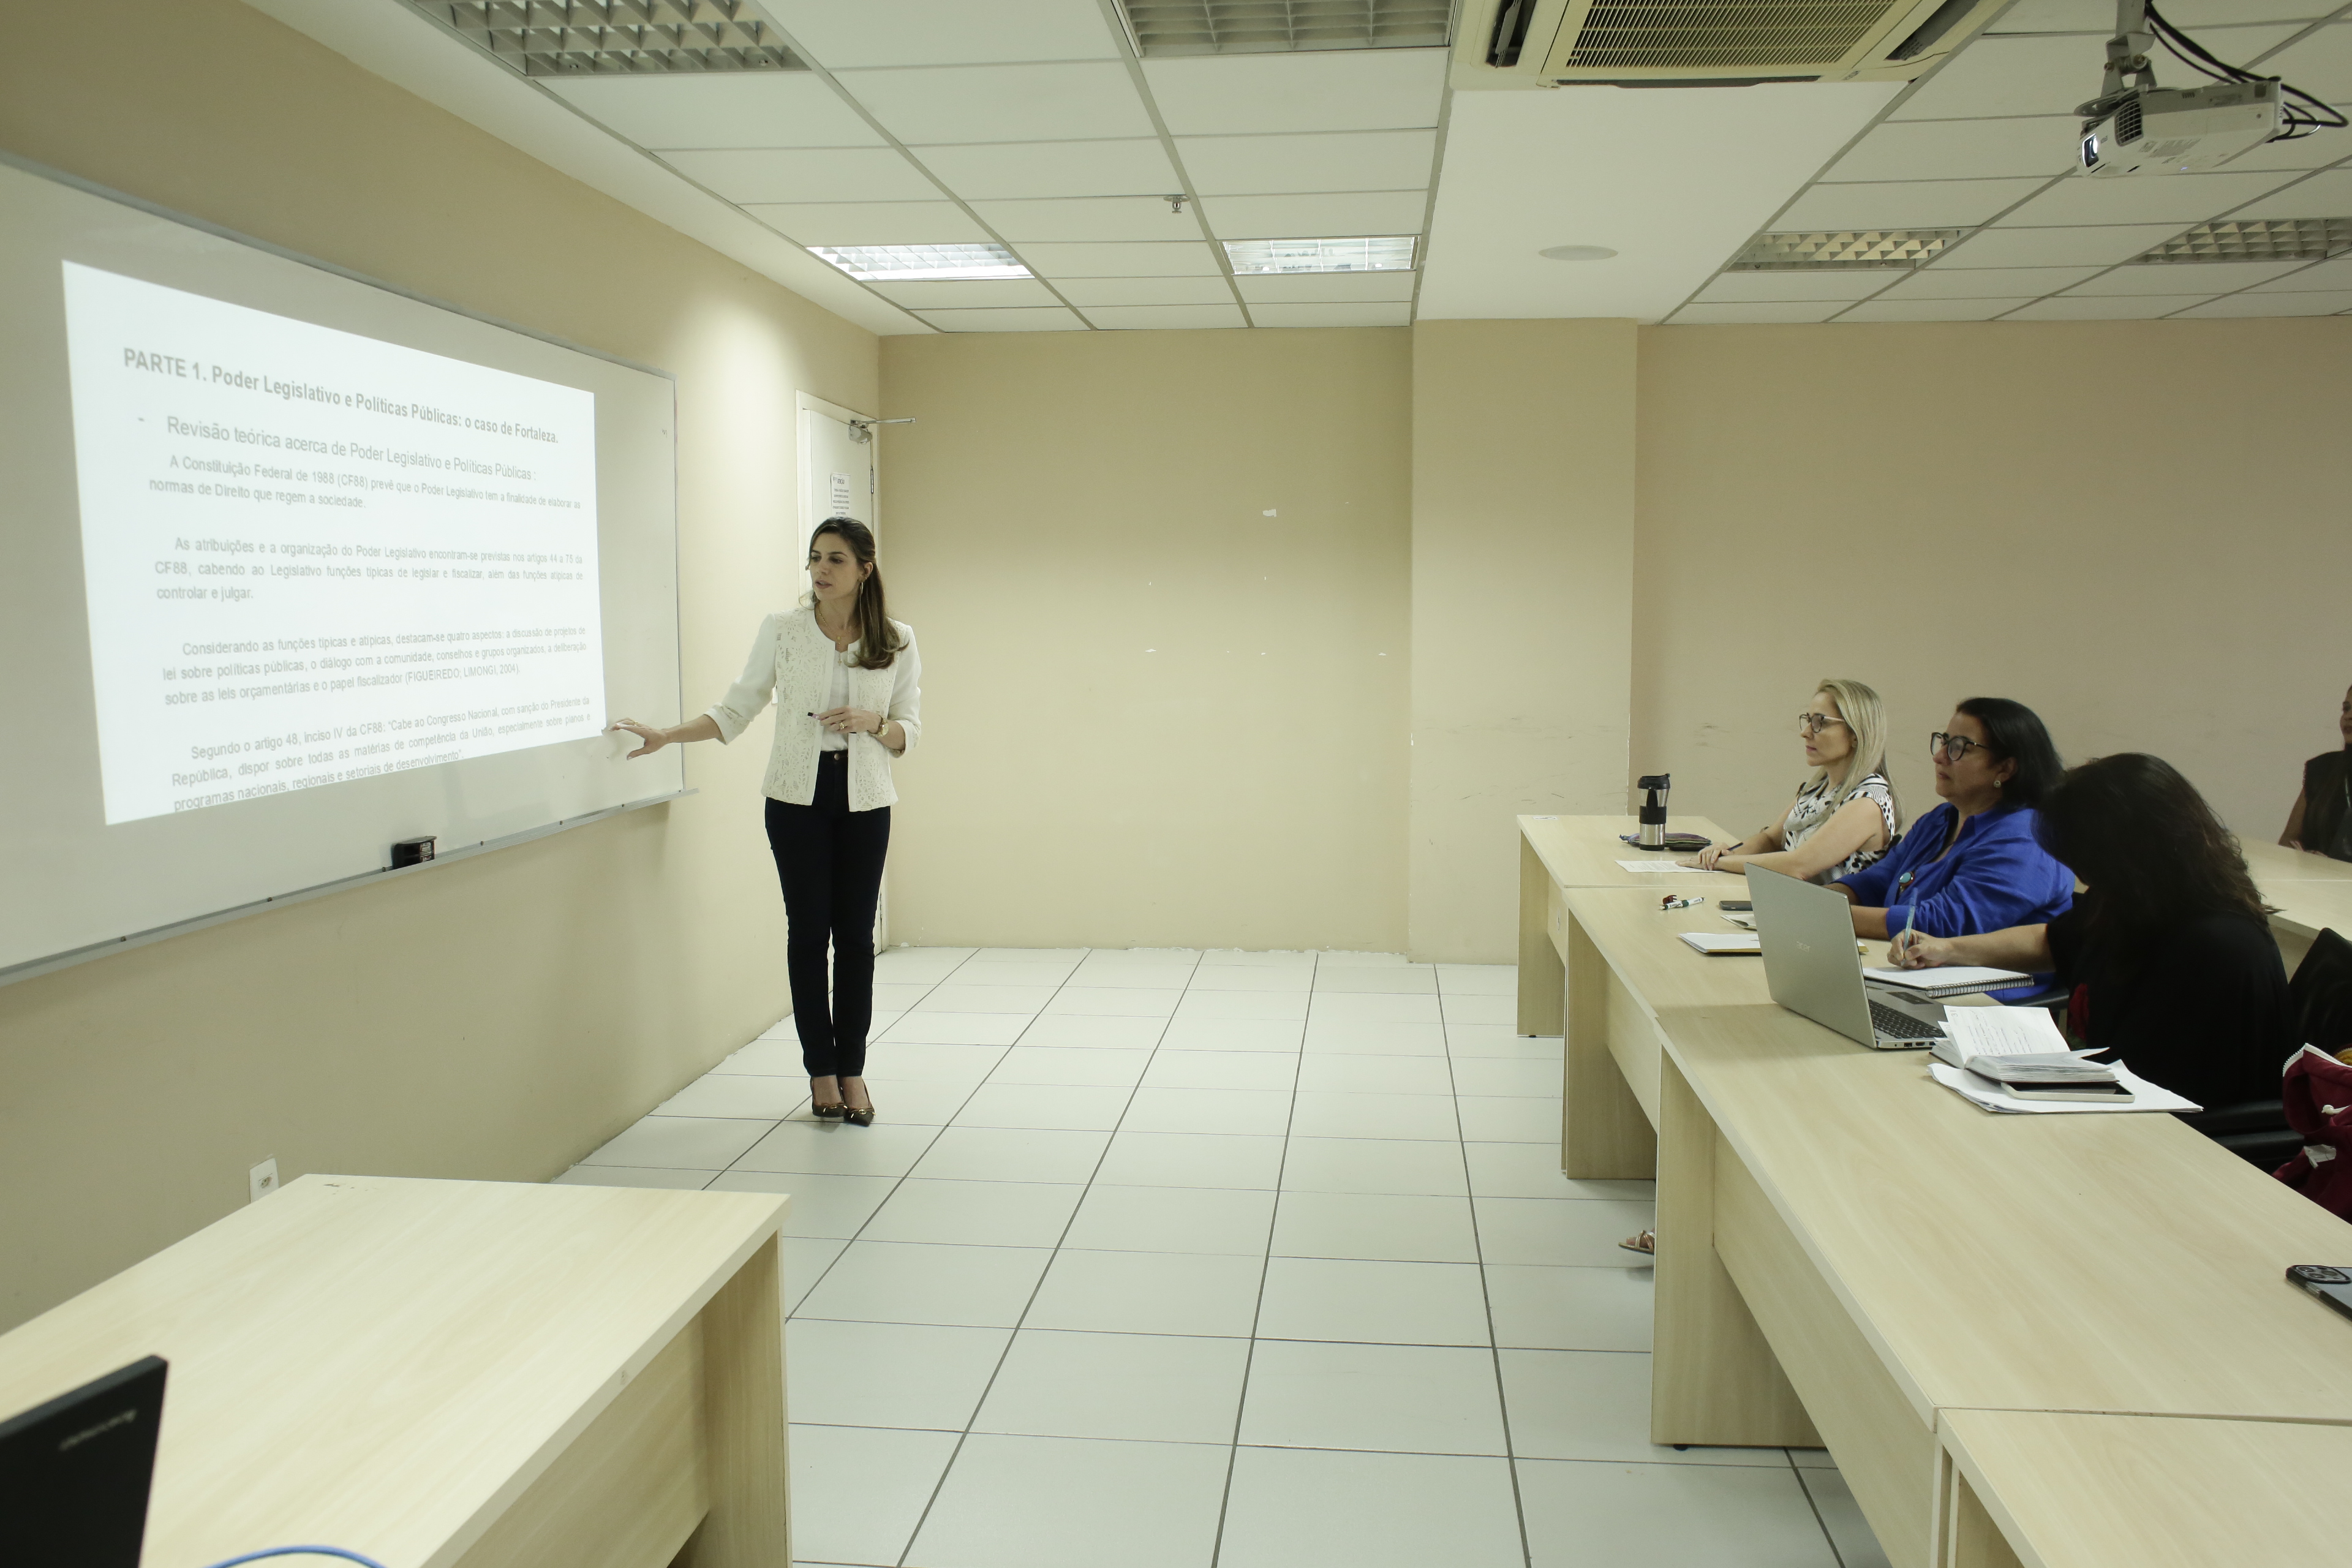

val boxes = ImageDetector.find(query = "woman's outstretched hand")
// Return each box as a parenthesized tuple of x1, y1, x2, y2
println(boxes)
(610, 719, 667, 758)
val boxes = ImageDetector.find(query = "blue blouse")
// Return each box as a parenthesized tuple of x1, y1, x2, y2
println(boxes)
(1835, 801, 2074, 938)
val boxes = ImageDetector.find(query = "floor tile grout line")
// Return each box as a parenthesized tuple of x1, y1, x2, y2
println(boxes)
(1203, 946, 1313, 1568)
(1789, 1451, 1852, 1568)
(890, 951, 1182, 1568)
(1439, 968, 1540, 1568)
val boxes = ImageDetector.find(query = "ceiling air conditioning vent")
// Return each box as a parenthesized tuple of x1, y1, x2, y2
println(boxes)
(1455, 0, 2003, 89)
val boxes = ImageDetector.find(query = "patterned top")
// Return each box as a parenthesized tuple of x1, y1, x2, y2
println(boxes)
(1782, 771, 1897, 883)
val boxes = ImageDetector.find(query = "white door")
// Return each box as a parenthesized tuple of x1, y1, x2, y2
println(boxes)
(796, 394, 887, 952)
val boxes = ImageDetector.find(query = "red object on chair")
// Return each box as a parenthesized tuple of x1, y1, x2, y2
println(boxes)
(2272, 1046, 2352, 1221)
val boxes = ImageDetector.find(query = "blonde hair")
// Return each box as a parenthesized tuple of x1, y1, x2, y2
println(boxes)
(1811, 678, 1900, 824)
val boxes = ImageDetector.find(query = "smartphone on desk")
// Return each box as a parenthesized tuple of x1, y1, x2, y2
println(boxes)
(1719, 900, 1752, 912)
(2288, 1265, 2352, 1324)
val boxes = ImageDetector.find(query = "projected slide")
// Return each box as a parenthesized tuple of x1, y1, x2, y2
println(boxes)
(62, 263, 605, 825)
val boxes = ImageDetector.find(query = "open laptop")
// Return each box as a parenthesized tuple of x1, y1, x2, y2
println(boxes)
(1746, 865, 1949, 1050)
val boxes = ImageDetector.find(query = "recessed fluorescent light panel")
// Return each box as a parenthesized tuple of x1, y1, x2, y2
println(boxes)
(2133, 218, 2352, 264)
(809, 244, 1034, 282)
(1728, 229, 1966, 271)
(1224, 236, 1419, 275)
(1121, 0, 1450, 56)
(406, 1, 805, 78)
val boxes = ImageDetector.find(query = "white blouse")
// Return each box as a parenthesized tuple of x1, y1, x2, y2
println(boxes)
(1782, 771, 1897, 883)
(706, 606, 921, 811)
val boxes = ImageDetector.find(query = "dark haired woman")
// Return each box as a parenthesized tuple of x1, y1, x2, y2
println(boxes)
(613, 518, 919, 1126)
(1897, 753, 2290, 1109)
(2280, 682, 2352, 862)
(1830, 698, 2073, 942)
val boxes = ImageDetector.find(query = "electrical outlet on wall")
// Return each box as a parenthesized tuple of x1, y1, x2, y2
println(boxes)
(249, 1158, 279, 1204)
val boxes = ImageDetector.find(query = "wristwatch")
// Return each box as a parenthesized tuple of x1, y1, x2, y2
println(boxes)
(871, 715, 888, 738)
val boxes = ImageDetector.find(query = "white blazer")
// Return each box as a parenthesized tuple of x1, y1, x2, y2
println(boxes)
(706, 606, 922, 811)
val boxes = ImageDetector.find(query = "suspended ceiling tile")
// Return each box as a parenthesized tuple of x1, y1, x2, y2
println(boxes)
(1231, 270, 1416, 303)
(1992, 0, 2334, 29)
(2002, 293, 2217, 318)
(1080, 302, 1249, 328)
(1417, 83, 1898, 321)
(1775, 178, 2051, 230)
(2001, 170, 2302, 226)
(1175, 130, 1437, 196)
(913, 139, 1181, 200)
(1140, 50, 1447, 135)
(1819, 118, 2081, 183)
(913, 306, 1091, 330)
(869, 278, 1065, 307)
(970, 195, 1209, 241)
(1012, 240, 1226, 275)
(763, 0, 1122, 67)
(658, 147, 939, 203)
(741, 200, 990, 244)
(2252, 255, 2352, 290)
(1691, 271, 1901, 303)
(2230, 168, 2352, 219)
(1053, 275, 1240, 305)
(1197, 190, 1430, 238)
(840, 62, 1155, 145)
(2257, 22, 2352, 102)
(1248, 302, 1413, 326)
(1875, 263, 2103, 296)
(2173, 288, 2352, 316)
(2063, 257, 2311, 293)
(547, 74, 884, 149)
(1835, 296, 2037, 321)
(1890, 33, 2119, 121)
(1927, 222, 2193, 266)
(1670, 301, 1849, 324)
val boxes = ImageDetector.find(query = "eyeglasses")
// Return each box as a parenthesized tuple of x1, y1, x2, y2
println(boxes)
(1929, 731, 1989, 763)
(1796, 713, 1850, 736)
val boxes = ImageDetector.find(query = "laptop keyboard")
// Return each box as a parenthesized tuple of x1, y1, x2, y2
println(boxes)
(1869, 999, 1944, 1041)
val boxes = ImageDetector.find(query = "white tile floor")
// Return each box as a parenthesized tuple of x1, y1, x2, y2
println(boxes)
(559, 949, 1888, 1568)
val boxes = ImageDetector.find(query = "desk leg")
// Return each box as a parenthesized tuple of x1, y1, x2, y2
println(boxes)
(1518, 838, 1564, 1036)
(681, 1235, 791, 1568)
(1937, 1463, 2025, 1568)
(1652, 1054, 1817, 1449)
(1562, 913, 1657, 1180)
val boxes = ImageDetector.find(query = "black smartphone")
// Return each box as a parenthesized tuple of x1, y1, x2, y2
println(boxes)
(2288, 1264, 2352, 1324)
(1720, 900, 1752, 912)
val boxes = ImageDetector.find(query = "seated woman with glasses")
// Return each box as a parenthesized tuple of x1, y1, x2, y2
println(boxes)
(1830, 696, 2075, 943)
(1894, 753, 2290, 1110)
(1680, 679, 1900, 883)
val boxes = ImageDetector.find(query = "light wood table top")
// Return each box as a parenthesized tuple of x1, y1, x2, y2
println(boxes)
(1520, 813, 1746, 890)
(2241, 839, 2352, 884)
(1561, 885, 1783, 1012)
(0, 1174, 788, 1568)
(1940, 1408, 2352, 1568)
(1660, 1002, 2352, 1427)
(2258, 877, 2352, 943)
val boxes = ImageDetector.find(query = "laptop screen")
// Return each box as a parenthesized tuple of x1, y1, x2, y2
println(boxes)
(0, 1355, 168, 1568)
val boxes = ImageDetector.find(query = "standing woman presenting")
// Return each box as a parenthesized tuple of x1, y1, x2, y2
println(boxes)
(613, 518, 919, 1126)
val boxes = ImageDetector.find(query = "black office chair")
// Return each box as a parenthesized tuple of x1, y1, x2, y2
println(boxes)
(2177, 928, 2352, 1169)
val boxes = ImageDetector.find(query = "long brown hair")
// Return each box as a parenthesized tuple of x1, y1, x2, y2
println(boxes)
(2034, 753, 2271, 947)
(810, 518, 902, 670)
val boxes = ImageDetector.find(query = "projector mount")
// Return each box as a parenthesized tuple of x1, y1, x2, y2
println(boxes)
(2077, 0, 2346, 140)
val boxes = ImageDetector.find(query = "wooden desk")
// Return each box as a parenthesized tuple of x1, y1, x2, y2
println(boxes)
(1518, 813, 1742, 1033)
(2239, 839, 2352, 884)
(0, 1175, 790, 1568)
(1937, 1408, 2352, 1568)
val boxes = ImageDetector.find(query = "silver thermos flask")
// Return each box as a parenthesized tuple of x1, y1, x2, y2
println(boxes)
(1635, 774, 1672, 850)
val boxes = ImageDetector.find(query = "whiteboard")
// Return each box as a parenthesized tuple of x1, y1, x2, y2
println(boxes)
(0, 156, 685, 980)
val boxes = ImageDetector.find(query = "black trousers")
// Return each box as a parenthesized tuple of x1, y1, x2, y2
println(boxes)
(764, 752, 891, 1079)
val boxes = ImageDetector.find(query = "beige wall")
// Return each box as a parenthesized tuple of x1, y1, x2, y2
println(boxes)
(0, 0, 876, 1331)
(1631, 318, 2352, 850)
(877, 328, 1413, 952)
(1409, 320, 1637, 963)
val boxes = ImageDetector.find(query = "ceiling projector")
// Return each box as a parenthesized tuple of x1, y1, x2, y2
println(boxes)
(2080, 79, 2283, 175)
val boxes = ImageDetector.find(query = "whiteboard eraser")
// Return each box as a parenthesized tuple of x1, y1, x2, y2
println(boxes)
(391, 835, 435, 868)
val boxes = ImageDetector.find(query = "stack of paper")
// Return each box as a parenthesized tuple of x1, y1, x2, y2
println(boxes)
(1678, 931, 1761, 956)
(1615, 859, 1711, 873)
(1926, 1009, 2199, 1114)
